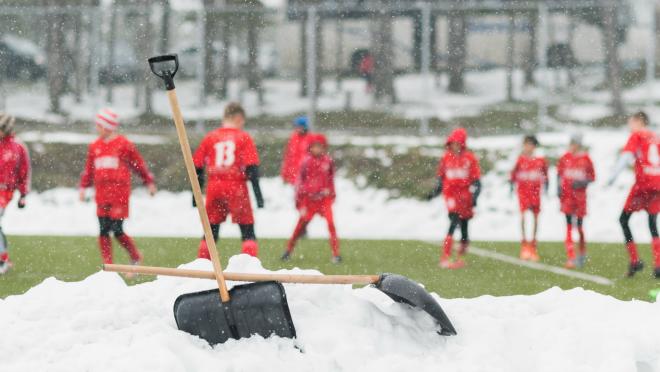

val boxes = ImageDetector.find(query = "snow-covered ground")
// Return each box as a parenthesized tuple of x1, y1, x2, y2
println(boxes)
(1, 256, 659, 372)
(2, 128, 655, 243)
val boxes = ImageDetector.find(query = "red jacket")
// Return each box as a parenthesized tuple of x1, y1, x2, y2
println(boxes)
(622, 129, 660, 190)
(436, 150, 480, 194)
(296, 154, 335, 201)
(0, 135, 30, 196)
(281, 131, 310, 184)
(80, 135, 154, 190)
(557, 151, 595, 197)
(510, 154, 548, 193)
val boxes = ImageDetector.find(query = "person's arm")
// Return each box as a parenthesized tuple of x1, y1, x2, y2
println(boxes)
(471, 179, 481, 206)
(191, 138, 208, 206)
(79, 145, 95, 201)
(575, 155, 597, 189)
(125, 142, 156, 195)
(607, 152, 634, 185)
(246, 165, 264, 208)
(426, 177, 443, 200)
(17, 143, 30, 208)
(543, 159, 549, 194)
(328, 158, 336, 200)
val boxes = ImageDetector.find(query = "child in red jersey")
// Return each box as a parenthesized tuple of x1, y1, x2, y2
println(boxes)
(607, 112, 660, 278)
(557, 134, 595, 269)
(281, 116, 311, 185)
(510, 135, 548, 261)
(427, 128, 481, 269)
(79, 108, 157, 266)
(282, 134, 341, 263)
(0, 113, 30, 274)
(193, 103, 264, 258)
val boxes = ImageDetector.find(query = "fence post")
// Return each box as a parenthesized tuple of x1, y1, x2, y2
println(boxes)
(419, 2, 432, 135)
(536, 2, 549, 129)
(306, 6, 318, 130)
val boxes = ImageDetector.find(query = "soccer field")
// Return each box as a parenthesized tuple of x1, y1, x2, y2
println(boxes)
(1, 236, 657, 301)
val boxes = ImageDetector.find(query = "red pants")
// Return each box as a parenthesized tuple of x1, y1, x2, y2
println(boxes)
(443, 188, 474, 220)
(560, 191, 587, 217)
(287, 197, 339, 256)
(205, 181, 254, 225)
(518, 188, 541, 214)
(624, 184, 660, 214)
(95, 184, 130, 219)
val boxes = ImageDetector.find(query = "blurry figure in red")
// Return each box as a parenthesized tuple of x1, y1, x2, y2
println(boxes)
(282, 134, 341, 263)
(359, 52, 374, 93)
(427, 128, 481, 269)
(79, 108, 157, 268)
(0, 113, 30, 274)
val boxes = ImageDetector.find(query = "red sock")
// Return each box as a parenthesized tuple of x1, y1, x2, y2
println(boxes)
(197, 239, 210, 260)
(652, 237, 660, 267)
(458, 240, 469, 256)
(287, 218, 308, 253)
(577, 226, 586, 254)
(98, 236, 113, 264)
(442, 235, 453, 259)
(326, 213, 340, 257)
(0, 252, 8, 262)
(626, 242, 639, 263)
(116, 234, 141, 262)
(565, 223, 573, 243)
(241, 240, 259, 257)
(565, 239, 575, 260)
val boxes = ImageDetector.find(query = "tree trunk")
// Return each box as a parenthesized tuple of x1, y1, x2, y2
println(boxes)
(159, 0, 170, 53)
(73, 11, 84, 103)
(506, 12, 515, 101)
(413, 11, 422, 72)
(300, 15, 307, 96)
(524, 11, 537, 86)
(372, 6, 396, 103)
(602, 5, 624, 115)
(46, 1, 67, 113)
(448, 11, 467, 93)
(203, 0, 217, 97)
(218, 19, 230, 99)
(246, 13, 261, 91)
(106, 3, 118, 104)
(300, 14, 322, 97)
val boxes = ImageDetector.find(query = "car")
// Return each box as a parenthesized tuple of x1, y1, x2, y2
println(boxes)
(0, 35, 47, 81)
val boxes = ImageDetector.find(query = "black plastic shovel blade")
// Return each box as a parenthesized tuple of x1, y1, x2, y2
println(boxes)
(375, 274, 457, 336)
(173, 281, 296, 345)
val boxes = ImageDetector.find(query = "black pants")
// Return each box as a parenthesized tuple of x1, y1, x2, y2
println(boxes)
(98, 217, 126, 237)
(447, 213, 469, 242)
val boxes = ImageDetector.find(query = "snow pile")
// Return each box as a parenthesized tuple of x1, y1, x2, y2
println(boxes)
(1, 255, 659, 372)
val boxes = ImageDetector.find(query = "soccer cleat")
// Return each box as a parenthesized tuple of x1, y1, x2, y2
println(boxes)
(529, 241, 540, 262)
(519, 241, 531, 260)
(626, 260, 644, 278)
(564, 259, 576, 269)
(331, 255, 342, 264)
(281, 251, 291, 261)
(0, 259, 13, 275)
(439, 257, 452, 269)
(450, 259, 466, 269)
(576, 255, 588, 268)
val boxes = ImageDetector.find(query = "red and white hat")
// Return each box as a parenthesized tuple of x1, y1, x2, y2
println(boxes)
(95, 108, 119, 131)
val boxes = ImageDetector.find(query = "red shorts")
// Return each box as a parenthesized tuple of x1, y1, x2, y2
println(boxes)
(299, 197, 334, 222)
(206, 181, 254, 225)
(623, 184, 660, 214)
(560, 191, 587, 217)
(517, 188, 541, 214)
(95, 184, 130, 219)
(0, 190, 13, 209)
(443, 188, 473, 220)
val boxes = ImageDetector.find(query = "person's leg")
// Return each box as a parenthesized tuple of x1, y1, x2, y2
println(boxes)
(286, 217, 311, 255)
(323, 204, 340, 259)
(0, 207, 10, 271)
(98, 216, 113, 264)
(198, 193, 226, 260)
(239, 224, 259, 257)
(576, 217, 586, 254)
(458, 218, 469, 256)
(112, 219, 141, 262)
(564, 214, 575, 264)
(442, 213, 460, 264)
(619, 211, 637, 259)
(648, 213, 659, 271)
(197, 224, 220, 260)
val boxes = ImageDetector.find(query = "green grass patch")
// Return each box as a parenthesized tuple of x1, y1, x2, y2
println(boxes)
(1, 236, 657, 301)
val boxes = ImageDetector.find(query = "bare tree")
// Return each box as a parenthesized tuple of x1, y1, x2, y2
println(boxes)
(448, 10, 467, 93)
(371, 5, 395, 103)
(506, 12, 515, 101)
(524, 10, 536, 86)
(44, 0, 68, 113)
(602, 4, 624, 115)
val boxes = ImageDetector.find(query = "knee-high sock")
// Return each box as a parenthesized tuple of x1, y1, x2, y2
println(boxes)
(116, 234, 141, 262)
(565, 221, 575, 259)
(197, 239, 210, 260)
(577, 226, 586, 254)
(98, 236, 113, 264)
(626, 242, 639, 263)
(326, 216, 339, 257)
(442, 235, 453, 259)
(287, 218, 309, 253)
(652, 238, 660, 268)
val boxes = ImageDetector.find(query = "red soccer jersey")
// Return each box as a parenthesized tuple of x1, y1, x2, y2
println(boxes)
(296, 154, 335, 201)
(281, 131, 310, 184)
(622, 129, 660, 190)
(0, 135, 30, 197)
(193, 127, 259, 184)
(436, 150, 481, 194)
(511, 155, 548, 192)
(79, 135, 154, 189)
(557, 151, 595, 196)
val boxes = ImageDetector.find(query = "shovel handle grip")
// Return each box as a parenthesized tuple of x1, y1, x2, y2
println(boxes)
(104, 264, 380, 285)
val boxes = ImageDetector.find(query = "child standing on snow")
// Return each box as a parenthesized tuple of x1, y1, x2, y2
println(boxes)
(426, 128, 481, 269)
(510, 135, 548, 261)
(281, 116, 311, 186)
(79, 108, 157, 266)
(282, 134, 341, 263)
(557, 134, 595, 269)
(0, 113, 30, 274)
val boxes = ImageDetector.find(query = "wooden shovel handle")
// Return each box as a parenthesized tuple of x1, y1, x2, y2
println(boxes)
(104, 264, 380, 285)
(166, 89, 230, 302)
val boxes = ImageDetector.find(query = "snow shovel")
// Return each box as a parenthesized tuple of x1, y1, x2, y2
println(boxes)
(149, 54, 296, 345)
(105, 263, 458, 336)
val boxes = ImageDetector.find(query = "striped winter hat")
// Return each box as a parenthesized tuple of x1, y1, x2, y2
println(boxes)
(95, 108, 119, 131)
(0, 112, 15, 135)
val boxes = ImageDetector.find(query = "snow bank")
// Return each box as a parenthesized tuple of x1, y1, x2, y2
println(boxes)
(1, 255, 659, 372)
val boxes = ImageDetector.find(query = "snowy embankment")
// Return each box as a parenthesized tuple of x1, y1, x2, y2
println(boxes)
(3, 128, 655, 243)
(1, 256, 659, 372)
